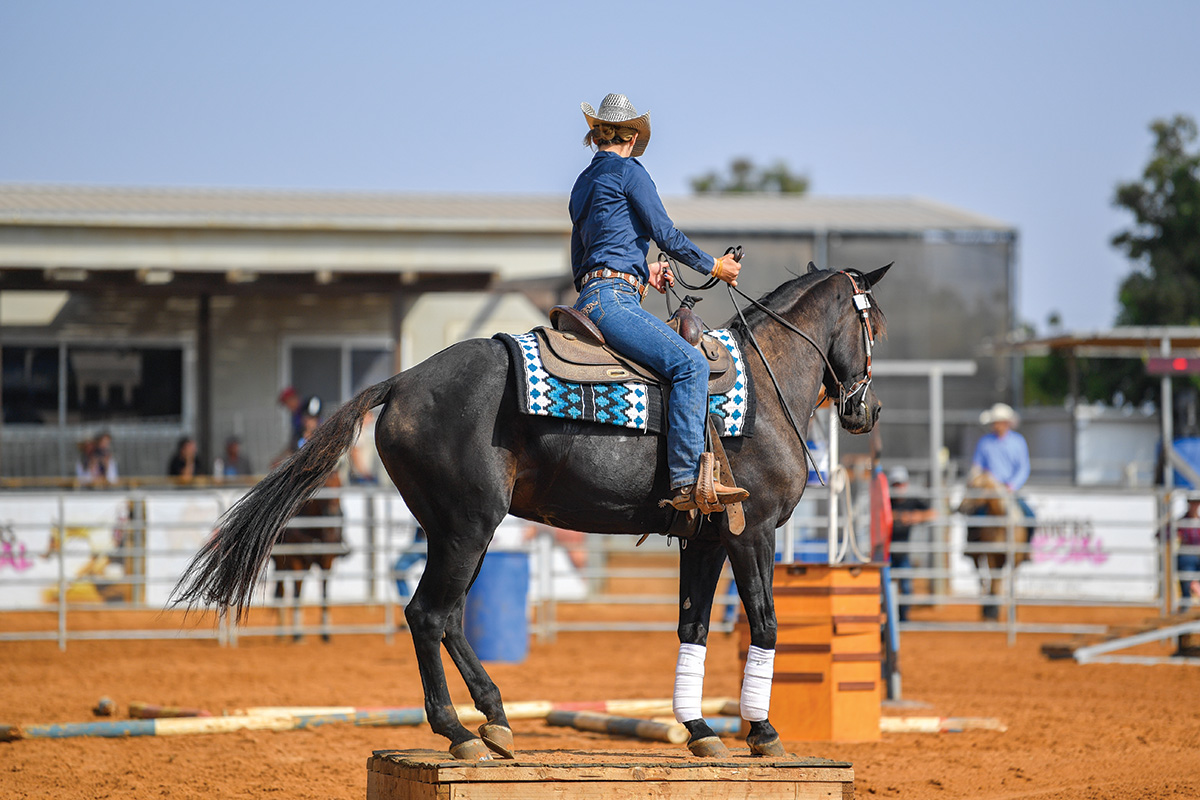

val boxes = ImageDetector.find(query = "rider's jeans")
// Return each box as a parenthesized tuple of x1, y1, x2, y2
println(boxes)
(574, 277, 709, 489)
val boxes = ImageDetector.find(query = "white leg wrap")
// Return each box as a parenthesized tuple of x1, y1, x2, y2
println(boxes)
(672, 643, 707, 723)
(740, 645, 775, 722)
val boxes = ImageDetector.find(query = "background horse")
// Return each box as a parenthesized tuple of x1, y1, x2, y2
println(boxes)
(956, 470, 1030, 620)
(271, 472, 347, 641)
(175, 263, 889, 761)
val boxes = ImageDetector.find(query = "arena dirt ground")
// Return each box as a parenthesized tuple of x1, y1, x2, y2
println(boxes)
(2, 604, 1199, 799)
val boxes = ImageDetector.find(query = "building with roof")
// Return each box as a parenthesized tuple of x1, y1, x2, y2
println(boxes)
(0, 184, 1017, 479)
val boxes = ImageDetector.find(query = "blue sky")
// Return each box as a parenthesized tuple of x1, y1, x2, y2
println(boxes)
(2, 1, 1197, 332)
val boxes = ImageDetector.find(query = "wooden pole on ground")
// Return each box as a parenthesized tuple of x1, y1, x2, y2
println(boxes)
(545, 711, 688, 744)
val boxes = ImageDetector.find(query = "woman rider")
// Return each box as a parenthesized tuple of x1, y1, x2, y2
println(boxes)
(570, 93, 748, 512)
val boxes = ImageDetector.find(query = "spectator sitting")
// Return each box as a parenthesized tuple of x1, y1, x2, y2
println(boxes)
(76, 431, 118, 485)
(168, 436, 207, 481)
(278, 386, 305, 449)
(216, 435, 253, 479)
(296, 413, 319, 450)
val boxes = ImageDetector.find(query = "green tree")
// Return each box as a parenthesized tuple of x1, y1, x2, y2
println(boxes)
(1025, 114, 1200, 407)
(690, 158, 809, 195)
(1112, 114, 1200, 325)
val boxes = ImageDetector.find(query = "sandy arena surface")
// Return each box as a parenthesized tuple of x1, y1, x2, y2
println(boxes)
(2, 604, 1199, 799)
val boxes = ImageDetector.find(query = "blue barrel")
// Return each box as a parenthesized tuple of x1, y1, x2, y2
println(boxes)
(1173, 437, 1200, 489)
(464, 551, 530, 663)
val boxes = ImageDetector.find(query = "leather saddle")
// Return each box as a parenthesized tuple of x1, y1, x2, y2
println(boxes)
(538, 305, 736, 395)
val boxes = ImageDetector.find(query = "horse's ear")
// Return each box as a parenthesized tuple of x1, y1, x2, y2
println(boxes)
(806, 261, 820, 274)
(864, 262, 893, 287)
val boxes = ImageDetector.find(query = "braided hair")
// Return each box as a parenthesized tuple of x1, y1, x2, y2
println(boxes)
(583, 123, 638, 150)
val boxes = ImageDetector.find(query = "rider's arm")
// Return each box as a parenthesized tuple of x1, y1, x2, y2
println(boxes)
(624, 163, 714, 275)
(1009, 435, 1031, 491)
(971, 435, 989, 472)
(570, 225, 584, 272)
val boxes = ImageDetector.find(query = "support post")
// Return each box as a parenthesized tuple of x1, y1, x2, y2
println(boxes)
(1161, 337, 1174, 618)
(929, 368, 948, 595)
(391, 292, 418, 375)
(196, 293, 212, 464)
(56, 493, 66, 651)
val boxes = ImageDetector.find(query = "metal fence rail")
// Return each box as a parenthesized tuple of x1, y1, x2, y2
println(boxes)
(0, 482, 1195, 649)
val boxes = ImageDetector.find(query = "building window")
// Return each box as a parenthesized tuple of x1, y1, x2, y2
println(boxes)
(284, 339, 392, 408)
(3, 343, 184, 425)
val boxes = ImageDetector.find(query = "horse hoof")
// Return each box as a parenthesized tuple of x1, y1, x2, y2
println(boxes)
(687, 736, 730, 758)
(449, 738, 494, 761)
(478, 723, 515, 759)
(747, 735, 787, 757)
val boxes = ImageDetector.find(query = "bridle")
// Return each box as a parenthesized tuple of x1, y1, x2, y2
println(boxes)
(723, 267, 875, 408)
(832, 270, 877, 417)
(662, 251, 878, 483)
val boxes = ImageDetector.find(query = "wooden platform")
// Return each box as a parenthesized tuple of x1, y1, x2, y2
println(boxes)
(366, 749, 854, 799)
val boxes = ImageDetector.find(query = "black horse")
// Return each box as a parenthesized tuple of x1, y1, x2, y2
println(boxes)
(174, 262, 889, 760)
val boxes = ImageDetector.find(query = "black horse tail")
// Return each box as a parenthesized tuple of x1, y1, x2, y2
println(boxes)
(171, 376, 397, 621)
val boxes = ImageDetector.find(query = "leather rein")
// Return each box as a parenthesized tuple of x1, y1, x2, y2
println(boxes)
(665, 251, 877, 484)
(731, 269, 876, 417)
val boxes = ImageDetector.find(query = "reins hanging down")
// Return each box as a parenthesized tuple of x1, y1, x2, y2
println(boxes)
(658, 249, 878, 485)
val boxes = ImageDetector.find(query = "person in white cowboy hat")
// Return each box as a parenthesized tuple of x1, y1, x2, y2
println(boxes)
(972, 402, 1035, 521)
(972, 403, 1029, 491)
(569, 93, 746, 512)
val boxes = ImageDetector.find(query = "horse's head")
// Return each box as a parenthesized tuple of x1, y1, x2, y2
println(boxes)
(958, 468, 1006, 517)
(817, 262, 889, 435)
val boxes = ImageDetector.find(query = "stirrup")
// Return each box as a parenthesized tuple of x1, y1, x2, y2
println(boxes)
(657, 453, 738, 515)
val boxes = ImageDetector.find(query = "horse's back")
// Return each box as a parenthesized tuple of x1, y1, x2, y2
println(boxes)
(375, 337, 512, 446)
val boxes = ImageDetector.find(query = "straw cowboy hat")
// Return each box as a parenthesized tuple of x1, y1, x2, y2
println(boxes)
(581, 93, 651, 157)
(979, 402, 1019, 426)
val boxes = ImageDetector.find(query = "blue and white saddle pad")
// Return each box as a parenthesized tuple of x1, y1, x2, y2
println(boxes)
(495, 327, 754, 437)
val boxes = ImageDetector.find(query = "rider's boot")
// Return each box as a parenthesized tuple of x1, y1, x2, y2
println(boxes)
(662, 452, 749, 512)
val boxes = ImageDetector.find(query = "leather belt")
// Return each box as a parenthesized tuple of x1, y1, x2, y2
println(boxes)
(581, 268, 647, 299)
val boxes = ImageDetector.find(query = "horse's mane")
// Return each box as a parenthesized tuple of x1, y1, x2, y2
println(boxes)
(728, 268, 888, 339)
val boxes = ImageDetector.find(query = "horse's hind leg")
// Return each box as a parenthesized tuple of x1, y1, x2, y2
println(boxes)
(675, 536, 733, 757)
(982, 553, 1002, 621)
(273, 573, 287, 639)
(403, 513, 506, 761)
(291, 574, 304, 642)
(442, 590, 513, 758)
(319, 569, 332, 643)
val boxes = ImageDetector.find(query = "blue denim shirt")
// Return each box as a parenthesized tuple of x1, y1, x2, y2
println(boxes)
(569, 151, 714, 290)
(972, 430, 1031, 491)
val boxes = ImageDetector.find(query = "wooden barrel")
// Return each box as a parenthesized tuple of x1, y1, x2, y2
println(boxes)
(738, 562, 882, 742)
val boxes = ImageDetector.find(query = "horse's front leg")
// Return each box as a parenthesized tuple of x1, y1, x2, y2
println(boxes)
(726, 527, 786, 757)
(675, 536, 732, 757)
